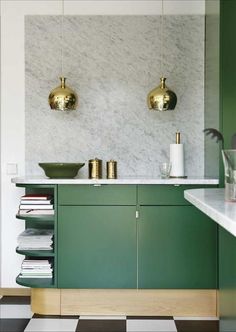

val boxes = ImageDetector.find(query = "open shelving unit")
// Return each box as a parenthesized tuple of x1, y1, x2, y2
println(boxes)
(16, 275, 55, 288)
(16, 248, 54, 257)
(16, 214, 55, 222)
(15, 184, 57, 288)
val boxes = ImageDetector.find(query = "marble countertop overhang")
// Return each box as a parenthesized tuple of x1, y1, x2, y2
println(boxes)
(12, 177, 219, 185)
(185, 188, 236, 237)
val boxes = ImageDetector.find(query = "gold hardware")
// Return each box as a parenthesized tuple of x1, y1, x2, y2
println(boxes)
(106, 160, 117, 179)
(89, 158, 102, 179)
(176, 132, 180, 144)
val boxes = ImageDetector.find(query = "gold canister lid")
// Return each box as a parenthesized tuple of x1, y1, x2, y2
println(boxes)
(88, 158, 102, 179)
(106, 160, 117, 179)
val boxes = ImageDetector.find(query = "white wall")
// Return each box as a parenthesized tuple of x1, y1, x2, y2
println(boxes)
(0, 0, 205, 287)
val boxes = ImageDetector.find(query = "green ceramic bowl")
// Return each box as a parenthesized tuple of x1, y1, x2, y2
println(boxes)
(39, 163, 85, 179)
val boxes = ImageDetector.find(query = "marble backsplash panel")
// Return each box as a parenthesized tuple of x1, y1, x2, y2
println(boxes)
(25, 15, 204, 178)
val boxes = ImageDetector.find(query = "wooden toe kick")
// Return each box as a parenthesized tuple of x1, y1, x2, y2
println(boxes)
(31, 288, 218, 317)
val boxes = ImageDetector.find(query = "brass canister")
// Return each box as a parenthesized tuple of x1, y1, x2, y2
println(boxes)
(88, 158, 102, 179)
(106, 160, 117, 179)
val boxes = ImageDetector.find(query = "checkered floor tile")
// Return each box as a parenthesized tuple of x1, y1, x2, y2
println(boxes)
(0, 296, 219, 331)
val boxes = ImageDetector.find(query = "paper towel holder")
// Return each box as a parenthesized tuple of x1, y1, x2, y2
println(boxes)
(169, 132, 187, 178)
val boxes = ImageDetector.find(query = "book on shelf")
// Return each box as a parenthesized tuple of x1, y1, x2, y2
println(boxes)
(17, 229, 54, 250)
(18, 274, 52, 279)
(21, 266, 52, 270)
(20, 259, 53, 278)
(22, 259, 51, 263)
(19, 204, 53, 210)
(21, 194, 53, 201)
(22, 262, 52, 268)
(21, 259, 52, 265)
(21, 268, 52, 273)
(20, 199, 53, 205)
(17, 246, 53, 250)
(18, 228, 54, 238)
(18, 209, 54, 215)
(21, 268, 52, 272)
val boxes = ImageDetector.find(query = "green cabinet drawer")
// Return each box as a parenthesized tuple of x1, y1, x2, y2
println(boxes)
(58, 184, 136, 205)
(138, 185, 215, 206)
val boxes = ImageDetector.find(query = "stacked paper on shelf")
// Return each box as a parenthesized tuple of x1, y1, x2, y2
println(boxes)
(21, 194, 53, 203)
(21, 193, 52, 200)
(18, 194, 54, 215)
(18, 210, 54, 215)
(17, 228, 54, 250)
(19, 259, 53, 278)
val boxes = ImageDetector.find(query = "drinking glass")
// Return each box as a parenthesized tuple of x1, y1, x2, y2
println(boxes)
(222, 150, 236, 201)
(159, 162, 172, 179)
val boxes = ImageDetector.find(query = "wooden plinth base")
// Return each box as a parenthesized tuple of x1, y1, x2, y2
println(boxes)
(31, 289, 218, 317)
(0, 288, 31, 296)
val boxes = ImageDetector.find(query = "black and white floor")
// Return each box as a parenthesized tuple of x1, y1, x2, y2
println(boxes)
(0, 296, 219, 332)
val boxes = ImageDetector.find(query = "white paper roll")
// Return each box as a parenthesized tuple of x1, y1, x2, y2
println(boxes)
(170, 144, 185, 177)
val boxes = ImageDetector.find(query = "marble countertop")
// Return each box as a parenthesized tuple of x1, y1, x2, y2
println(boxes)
(11, 176, 218, 185)
(184, 188, 236, 237)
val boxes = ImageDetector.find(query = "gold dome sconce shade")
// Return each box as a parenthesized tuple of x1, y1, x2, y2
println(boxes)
(147, 77, 177, 111)
(48, 77, 78, 111)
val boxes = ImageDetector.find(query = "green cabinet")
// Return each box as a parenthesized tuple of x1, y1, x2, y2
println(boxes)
(138, 206, 217, 288)
(56, 184, 217, 289)
(57, 184, 137, 288)
(58, 205, 137, 288)
(219, 226, 236, 331)
(14, 183, 217, 290)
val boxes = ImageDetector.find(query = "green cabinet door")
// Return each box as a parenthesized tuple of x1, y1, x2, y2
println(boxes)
(58, 206, 137, 288)
(138, 206, 217, 288)
(219, 226, 236, 332)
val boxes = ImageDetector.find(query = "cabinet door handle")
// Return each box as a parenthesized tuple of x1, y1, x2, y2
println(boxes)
(93, 184, 102, 187)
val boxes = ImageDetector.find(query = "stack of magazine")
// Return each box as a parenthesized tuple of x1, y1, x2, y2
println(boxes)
(17, 228, 54, 251)
(19, 259, 53, 279)
(18, 194, 54, 215)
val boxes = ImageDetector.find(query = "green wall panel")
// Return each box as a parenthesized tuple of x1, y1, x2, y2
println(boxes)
(219, 1, 236, 330)
(220, 0, 236, 185)
(205, 0, 220, 178)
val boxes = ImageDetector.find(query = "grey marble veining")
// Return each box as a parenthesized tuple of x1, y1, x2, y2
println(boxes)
(25, 15, 205, 178)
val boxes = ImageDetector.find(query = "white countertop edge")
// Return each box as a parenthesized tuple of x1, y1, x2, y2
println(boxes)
(11, 177, 219, 185)
(184, 189, 236, 237)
